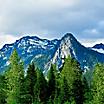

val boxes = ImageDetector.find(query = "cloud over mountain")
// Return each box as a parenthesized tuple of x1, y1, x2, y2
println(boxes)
(0, 0, 104, 47)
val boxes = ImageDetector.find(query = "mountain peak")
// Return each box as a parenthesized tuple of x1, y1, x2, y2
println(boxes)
(93, 43, 104, 49)
(64, 33, 74, 37)
(61, 33, 76, 42)
(62, 33, 74, 38)
(1, 33, 104, 73)
(20, 35, 41, 41)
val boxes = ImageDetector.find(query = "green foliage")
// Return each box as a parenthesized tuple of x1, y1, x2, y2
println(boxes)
(6, 49, 24, 104)
(91, 63, 104, 104)
(24, 62, 37, 104)
(47, 64, 62, 104)
(61, 56, 84, 104)
(83, 69, 93, 87)
(1, 50, 104, 104)
(82, 77, 92, 104)
(60, 76, 70, 104)
(35, 69, 48, 103)
(48, 64, 56, 100)
(0, 74, 7, 104)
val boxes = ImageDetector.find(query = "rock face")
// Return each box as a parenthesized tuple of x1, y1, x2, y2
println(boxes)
(0, 33, 104, 73)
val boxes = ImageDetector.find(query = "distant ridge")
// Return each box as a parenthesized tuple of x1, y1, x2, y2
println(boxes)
(0, 33, 104, 73)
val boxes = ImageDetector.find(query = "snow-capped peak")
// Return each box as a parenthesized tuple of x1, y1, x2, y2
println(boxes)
(1, 33, 104, 73)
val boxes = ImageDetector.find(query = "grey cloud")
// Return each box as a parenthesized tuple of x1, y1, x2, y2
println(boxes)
(0, 0, 104, 39)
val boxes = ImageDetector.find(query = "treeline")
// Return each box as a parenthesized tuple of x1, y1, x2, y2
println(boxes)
(0, 49, 104, 104)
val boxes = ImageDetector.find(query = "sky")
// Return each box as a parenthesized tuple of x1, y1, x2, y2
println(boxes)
(0, 0, 104, 48)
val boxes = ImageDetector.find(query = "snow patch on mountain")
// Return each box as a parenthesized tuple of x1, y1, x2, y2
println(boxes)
(1, 33, 104, 73)
(35, 54, 43, 58)
(92, 48, 104, 54)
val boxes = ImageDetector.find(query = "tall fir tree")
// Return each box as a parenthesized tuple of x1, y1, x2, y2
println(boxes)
(24, 62, 37, 104)
(61, 56, 84, 104)
(0, 74, 7, 104)
(91, 63, 104, 104)
(60, 76, 70, 104)
(48, 64, 56, 101)
(47, 64, 61, 104)
(82, 77, 92, 104)
(34, 69, 48, 104)
(6, 49, 24, 104)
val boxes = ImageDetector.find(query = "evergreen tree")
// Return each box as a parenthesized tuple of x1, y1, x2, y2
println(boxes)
(6, 49, 24, 104)
(0, 74, 7, 104)
(83, 77, 92, 104)
(24, 62, 37, 104)
(61, 56, 84, 104)
(48, 64, 56, 101)
(60, 76, 70, 104)
(73, 75, 84, 104)
(48, 64, 61, 104)
(34, 69, 47, 104)
(91, 63, 104, 104)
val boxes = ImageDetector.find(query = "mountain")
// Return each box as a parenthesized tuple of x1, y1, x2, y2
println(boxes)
(93, 43, 104, 49)
(0, 33, 104, 73)
(0, 36, 59, 73)
(52, 34, 104, 71)
(92, 43, 104, 54)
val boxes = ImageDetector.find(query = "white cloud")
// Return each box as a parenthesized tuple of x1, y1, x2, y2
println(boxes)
(82, 28, 100, 37)
(81, 19, 104, 39)
(80, 39, 104, 47)
(0, 0, 104, 48)
(0, 0, 79, 35)
(91, 29, 99, 34)
(0, 34, 19, 48)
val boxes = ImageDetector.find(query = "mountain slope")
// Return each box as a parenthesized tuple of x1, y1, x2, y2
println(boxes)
(0, 36, 59, 72)
(0, 33, 104, 73)
(51, 33, 104, 70)
(92, 43, 104, 54)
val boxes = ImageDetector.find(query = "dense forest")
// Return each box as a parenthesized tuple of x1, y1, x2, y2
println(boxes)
(0, 49, 104, 104)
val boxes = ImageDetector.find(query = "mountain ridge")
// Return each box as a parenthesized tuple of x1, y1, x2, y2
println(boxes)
(0, 33, 104, 73)
(92, 43, 104, 49)
(91, 43, 104, 54)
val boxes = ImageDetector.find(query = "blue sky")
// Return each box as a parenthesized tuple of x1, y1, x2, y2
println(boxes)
(0, 0, 104, 48)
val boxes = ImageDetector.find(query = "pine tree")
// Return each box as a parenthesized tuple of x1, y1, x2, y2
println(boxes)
(54, 71, 61, 104)
(61, 56, 84, 104)
(91, 63, 104, 104)
(60, 76, 70, 104)
(48, 64, 56, 101)
(6, 49, 24, 104)
(34, 69, 48, 103)
(48, 64, 61, 104)
(83, 77, 92, 104)
(0, 74, 7, 104)
(24, 62, 37, 104)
